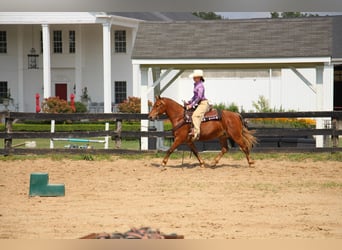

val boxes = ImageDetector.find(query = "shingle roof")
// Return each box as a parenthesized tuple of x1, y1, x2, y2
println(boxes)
(109, 12, 201, 21)
(132, 16, 342, 60)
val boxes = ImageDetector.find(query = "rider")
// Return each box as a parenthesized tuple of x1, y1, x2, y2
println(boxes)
(186, 69, 210, 141)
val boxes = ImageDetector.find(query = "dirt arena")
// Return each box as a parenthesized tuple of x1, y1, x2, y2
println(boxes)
(0, 154, 341, 239)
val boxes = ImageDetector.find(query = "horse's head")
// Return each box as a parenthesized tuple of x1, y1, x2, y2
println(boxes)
(148, 96, 167, 121)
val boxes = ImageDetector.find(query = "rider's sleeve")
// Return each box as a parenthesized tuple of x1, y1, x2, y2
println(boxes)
(190, 84, 204, 108)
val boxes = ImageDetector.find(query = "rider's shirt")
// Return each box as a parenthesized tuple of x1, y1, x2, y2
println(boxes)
(189, 80, 206, 108)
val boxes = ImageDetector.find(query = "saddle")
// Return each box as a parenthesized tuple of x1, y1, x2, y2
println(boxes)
(184, 108, 222, 123)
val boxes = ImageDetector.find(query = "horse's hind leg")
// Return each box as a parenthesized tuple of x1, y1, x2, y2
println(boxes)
(212, 137, 228, 168)
(233, 136, 254, 167)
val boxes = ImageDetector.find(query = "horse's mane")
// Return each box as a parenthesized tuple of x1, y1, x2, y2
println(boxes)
(160, 97, 184, 110)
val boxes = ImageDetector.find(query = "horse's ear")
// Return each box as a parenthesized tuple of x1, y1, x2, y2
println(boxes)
(155, 95, 161, 100)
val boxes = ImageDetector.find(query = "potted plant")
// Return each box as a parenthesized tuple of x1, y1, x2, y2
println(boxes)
(80, 87, 91, 105)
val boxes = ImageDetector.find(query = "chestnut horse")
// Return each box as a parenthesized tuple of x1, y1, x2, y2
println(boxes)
(148, 96, 257, 168)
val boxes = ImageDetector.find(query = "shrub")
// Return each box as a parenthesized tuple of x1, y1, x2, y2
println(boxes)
(118, 96, 152, 113)
(213, 102, 239, 112)
(73, 101, 87, 113)
(42, 96, 74, 113)
(252, 95, 272, 112)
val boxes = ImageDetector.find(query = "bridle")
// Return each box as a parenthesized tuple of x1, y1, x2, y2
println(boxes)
(152, 100, 188, 133)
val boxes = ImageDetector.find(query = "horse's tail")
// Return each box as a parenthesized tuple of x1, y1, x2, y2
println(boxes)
(238, 113, 258, 150)
(242, 126, 258, 151)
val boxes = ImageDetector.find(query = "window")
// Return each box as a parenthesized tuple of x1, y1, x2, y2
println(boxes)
(0, 81, 8, 103)
(53, 30, 62, 53)
(69, 30, 75, 53)
(114, 30, 126, 53)
(0, 31, 7, 53)
(40, 30, 43, 53)
(114, 81, 127, 104)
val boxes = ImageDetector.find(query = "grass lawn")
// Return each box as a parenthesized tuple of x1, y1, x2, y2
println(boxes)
(0, 137, 141, 150)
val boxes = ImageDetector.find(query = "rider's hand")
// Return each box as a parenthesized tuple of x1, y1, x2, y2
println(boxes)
(186, 104, 192, 110)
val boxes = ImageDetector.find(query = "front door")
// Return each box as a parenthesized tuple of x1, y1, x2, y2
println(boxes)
(55, 83, 67, 101)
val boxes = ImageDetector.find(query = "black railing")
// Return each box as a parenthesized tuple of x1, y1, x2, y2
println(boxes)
(1, 111, 341, 155)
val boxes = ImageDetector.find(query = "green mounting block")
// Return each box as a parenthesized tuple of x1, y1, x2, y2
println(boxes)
(29, 172, 65, 197)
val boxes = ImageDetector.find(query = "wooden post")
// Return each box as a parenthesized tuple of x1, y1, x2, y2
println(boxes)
(4, 114, 13, 155)
(332, 117, 338, 148)
(114, 119, 122, 149)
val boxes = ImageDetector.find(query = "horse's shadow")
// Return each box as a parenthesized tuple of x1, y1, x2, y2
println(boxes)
(150, 162, 244, 170)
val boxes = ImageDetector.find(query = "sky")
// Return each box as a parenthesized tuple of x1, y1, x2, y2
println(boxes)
(217, 12, 342, 19)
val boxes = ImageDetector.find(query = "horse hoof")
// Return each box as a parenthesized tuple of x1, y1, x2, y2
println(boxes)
(210, 161, 218, 168)
(159, 166, 167, 171)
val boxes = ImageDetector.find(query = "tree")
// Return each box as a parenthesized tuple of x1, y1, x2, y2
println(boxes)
(271, 12, 319, 18)
(192, 12, 223, 20)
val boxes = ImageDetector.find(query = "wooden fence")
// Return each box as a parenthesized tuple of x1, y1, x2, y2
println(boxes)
(1, 111, 342, 155)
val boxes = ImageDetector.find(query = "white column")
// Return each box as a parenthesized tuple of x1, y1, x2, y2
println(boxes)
(102, 22, 112, 113)
(140, 67, 149, 150)
(315, 63, 333, 147)
(75, 25, 82, 100)
(17, 25, 24, 111)
(322, 63, 334, 111)
(42, 24, 51, 98)
(315, 66, 324, 147)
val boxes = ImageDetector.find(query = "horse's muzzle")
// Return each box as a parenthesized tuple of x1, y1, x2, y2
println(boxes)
(148, 114, 156, 121)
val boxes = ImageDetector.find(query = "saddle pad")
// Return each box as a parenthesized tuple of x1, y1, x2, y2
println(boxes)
(184, 109, 221, 123)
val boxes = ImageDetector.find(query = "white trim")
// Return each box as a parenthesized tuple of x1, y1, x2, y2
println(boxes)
(331, 58, 342, 64)
(0, 12, 141, 28)
(0, 12, 98, 24)
(132, 57, 332, 65)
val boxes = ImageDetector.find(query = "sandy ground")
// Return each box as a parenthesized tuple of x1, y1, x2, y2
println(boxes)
(0, 155, 341, 239)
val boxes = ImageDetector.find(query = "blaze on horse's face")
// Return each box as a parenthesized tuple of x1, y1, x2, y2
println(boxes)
(148, 97, 166, 121)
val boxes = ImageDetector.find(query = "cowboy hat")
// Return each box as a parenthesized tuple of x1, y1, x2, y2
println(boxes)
(189, 69, 204, 78)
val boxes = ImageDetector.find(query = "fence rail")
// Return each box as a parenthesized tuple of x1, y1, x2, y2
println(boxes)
(1, 110, 341, 155)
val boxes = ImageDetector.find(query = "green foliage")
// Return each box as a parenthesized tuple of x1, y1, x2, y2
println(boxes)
(82, 154, 94, 161)
(213, 102, 239, 112)
(249, 117, 316, 128)
(192, 12, 223, 20)
(252, 95, 272, 112)
(73, 101, 87, 113)
(42, 96, 74, 113)
(271, 12, 319, 18)
(118, 96, 152, 114)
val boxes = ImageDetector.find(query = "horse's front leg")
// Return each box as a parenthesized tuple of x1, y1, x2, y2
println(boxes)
(160, 137, 183, 169)
(187, 142, 205, 168)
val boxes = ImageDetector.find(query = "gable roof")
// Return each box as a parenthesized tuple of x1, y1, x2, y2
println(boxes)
(132, 16, 342, 60)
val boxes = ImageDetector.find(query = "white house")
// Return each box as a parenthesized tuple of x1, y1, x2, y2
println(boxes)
(129, 16, 342, 149)
(0, 12, 199, 112)
(1, 13, 341, 115)
(132, 17, 342, 113)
